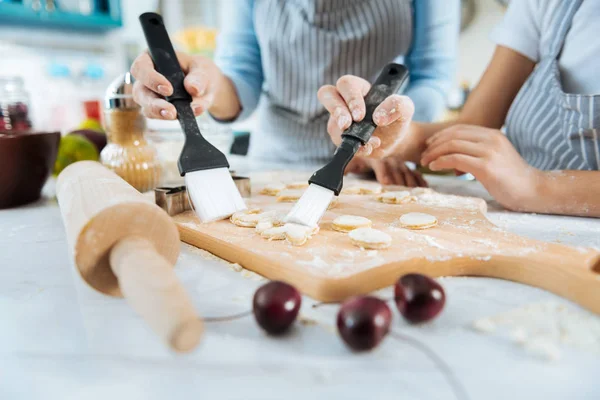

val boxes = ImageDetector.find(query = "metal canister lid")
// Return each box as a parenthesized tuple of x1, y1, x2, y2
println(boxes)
(104, 72, 138, 110)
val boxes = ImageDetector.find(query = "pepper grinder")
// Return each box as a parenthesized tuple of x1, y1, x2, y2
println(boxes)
(101, 72, 161, 192)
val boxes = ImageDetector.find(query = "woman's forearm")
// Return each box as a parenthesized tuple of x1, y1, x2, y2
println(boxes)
(208, 73, 243, 121)
(523, 170, 600, 217)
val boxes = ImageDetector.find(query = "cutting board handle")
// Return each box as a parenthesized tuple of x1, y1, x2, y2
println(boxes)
(109, 236, 203, 352)
(460, 250, 600, 315)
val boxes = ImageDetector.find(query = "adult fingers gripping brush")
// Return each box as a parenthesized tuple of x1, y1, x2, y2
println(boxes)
(286, 64, 409, 227)
(139, 13, 246, 222)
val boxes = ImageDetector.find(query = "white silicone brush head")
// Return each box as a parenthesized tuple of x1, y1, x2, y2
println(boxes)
(284, 184, 334, 227)
(185, 167, 247, 222)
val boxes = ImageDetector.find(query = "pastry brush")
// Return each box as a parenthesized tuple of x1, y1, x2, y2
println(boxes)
(286, 63, 409, 227)
(140, 13, 246, 222)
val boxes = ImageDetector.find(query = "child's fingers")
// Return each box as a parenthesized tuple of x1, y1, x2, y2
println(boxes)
(428, 154, 484, 174)
(335, 75, 371, 122)
(372, 95, 414, 127)
(387, 161, 408, 186)
(415, 171, 429, 187)
(130, 52, 173, 97)
(370, 160, 393, 185)
(426, 125, 484, 148)
(318, 85, 353, 131)
(421, 140, 484, 166)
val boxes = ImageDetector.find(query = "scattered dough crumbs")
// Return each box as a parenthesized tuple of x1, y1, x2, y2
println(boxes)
(348, 228, 392, 250)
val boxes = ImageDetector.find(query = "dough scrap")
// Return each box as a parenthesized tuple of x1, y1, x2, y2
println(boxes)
(286, 181, 309, 190)
(343, 183, 382, 195)
(260, 183, 286, 196)
(332, 215, 372, 233)
(377, 191, 416, 204)
(398, 212, 438, 230)
(230, 209, 280, 228)
(348, 228, 392, 250)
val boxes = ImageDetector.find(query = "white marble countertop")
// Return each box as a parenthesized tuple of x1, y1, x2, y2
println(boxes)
(1, 158, 600, 400)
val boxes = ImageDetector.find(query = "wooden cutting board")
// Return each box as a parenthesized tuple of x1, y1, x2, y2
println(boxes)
(173, 173, 600, 314)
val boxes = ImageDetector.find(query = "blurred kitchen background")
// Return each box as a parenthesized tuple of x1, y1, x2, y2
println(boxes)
(0, 0, 508, 187)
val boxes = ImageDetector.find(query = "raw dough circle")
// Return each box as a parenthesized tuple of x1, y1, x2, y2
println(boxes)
(276, 189, 304, 202)
(332, 215, 372, 233)
(260, 183, 286, 196)
(286, 181, 309, 190)
(348, 228, 392, 250)
(343, 183, 382, 195)
(377, 191, 416, 204)
(398, 212, 438, 230)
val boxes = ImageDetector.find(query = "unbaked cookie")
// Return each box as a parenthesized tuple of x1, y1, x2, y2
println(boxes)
(260, 183, 286, 196)
(260, 225, 288, 240)
(230, 208, 262, 227)
(230, 209, 279, 228)
(377, 191, 416, 204)
(284, 223, 319, 246)
(255, 213, 286, 233)
(286, 181, 309, 190)
(348, 228, 392, 250)
(260, 223, 319, 246)
(276, 189, 304, 202)
(343, 183, 383, 195)
(398, 212, 438, 230)
(332, 215, 372, 233)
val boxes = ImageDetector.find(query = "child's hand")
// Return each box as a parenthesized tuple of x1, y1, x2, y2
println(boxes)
(317, 75, 415, 158)
(130, 51, 223, 120)
(346, 157, 428, 187)
(420, 125, 543, 210)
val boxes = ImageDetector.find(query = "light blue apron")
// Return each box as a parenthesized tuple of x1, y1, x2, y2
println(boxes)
(505, 0, 600, 171)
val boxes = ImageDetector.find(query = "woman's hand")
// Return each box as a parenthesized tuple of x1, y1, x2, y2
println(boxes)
(346, 156, 428, 187)
(317, 75, 415, 158)
(420, 125, 543, 210)
(130, 51, 228, 120)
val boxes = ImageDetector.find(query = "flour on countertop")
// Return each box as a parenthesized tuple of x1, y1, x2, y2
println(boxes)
(469, 301, 600, 361)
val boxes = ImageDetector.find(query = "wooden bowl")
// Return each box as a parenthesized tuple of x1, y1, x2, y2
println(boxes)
(0, 130, 60, 209)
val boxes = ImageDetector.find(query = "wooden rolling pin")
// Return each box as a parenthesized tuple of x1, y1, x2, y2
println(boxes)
(56, 161, 202, 352)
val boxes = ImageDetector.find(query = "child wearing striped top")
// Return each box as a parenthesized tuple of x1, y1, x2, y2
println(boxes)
(320, 0, 600, 217)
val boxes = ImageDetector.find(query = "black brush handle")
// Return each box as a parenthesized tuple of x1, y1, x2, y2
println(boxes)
(139, 12, 229, 174)
(139, 12, 191, 103)
(341, 63, 409, 144)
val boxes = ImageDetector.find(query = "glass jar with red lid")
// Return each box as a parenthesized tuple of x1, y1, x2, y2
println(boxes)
(0, 77, 32, 132)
